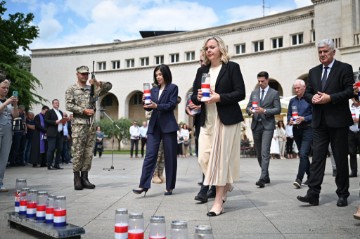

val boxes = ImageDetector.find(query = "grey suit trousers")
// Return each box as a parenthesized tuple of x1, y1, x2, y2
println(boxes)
(252, 122, 274, 180)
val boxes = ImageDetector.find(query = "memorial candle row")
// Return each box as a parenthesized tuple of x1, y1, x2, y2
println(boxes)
(14, 178, 67, 227)
(114, 208, 214, 239)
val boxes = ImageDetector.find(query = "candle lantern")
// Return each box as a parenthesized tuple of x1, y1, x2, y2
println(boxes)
(128, 212, 144, 239)
(115, 208, 129, 239)
(19, 187, 29, 216)
(200, 73, 211, 102)
(14, 179, 27, 213)
(170, 220, 188, 239)
(36, 191, 48, 221)
(45, 194, 55, 224)
(53, 196, 67, 227)
(194, 225, 213, 239)
(26, 189, 37, 218)
(149, 216, 166, 239)
(143, 83, 151, 105)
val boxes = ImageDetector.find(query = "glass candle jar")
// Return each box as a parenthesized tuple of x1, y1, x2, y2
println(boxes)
(36, 191, 48, 221)
(128, 212, 144, 239)
(19, 187, 29, 216)
(14, 179, 27, 213)
(149, 216, 166, 239)
(26, 189, 37, 218)
(143, 83, 151, 105)
(115, 208, 129, 239)
(45, 194, 55, 224)
(53, 196, 66, 227)
(170, 220, 188, 239)
(194, 225, 213, 239)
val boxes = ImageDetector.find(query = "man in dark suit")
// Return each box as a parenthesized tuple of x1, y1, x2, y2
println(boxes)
(246, 71, 281, 188)
(297, 39, 354, 207)
(45, 99, 66, 170)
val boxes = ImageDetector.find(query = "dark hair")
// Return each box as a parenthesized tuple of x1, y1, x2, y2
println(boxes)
(257, 71, 269, 79)
(153, 64, 172, 86)
(52, 99, 59, 104)
(277, 121, 285, 129)
(42, 105, 49, 110)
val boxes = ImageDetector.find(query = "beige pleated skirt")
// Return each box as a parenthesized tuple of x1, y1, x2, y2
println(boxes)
(198, 103, 241, 186)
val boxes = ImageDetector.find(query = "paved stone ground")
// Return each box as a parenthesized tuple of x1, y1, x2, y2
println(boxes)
(1, 155, 360, 239)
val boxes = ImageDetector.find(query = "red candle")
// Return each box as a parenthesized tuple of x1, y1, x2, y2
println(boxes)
(128, 229, 144, 239)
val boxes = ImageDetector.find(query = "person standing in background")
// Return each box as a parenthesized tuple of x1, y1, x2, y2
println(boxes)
(31, 105, 49, 167)
(0, 78, 19, 192)
(93, 126, 104, 158)
(45, 99, 65, 170)
(23, 111, 35, 165)
(348, 98, 360, 177)
(139, 121, 148, 158)
(129, 121, 140, 158)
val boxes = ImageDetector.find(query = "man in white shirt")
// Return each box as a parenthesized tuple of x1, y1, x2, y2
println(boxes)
(139, 121, 148, 158)
(129, 121, 140, 158)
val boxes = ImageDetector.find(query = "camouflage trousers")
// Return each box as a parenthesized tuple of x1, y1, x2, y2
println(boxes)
(154, 140, 165, 176)
(72, 124, 96, 172)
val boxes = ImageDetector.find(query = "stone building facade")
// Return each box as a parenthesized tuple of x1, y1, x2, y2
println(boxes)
(31, 0, 360, 135)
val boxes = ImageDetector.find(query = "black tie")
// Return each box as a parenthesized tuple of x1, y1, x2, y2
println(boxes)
(321, 66, 329, 90)
(260, 89, 265, 106)
(0, 98, 6, 103)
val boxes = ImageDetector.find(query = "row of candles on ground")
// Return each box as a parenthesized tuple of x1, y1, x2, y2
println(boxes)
(14, 179, 67, 227)
(115, 208, 214, 239)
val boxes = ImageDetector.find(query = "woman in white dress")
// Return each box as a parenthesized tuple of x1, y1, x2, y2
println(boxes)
(191, 36, 246, 216)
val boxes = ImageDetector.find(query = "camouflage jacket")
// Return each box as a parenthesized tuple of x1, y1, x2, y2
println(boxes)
(65, 81, 112, 125)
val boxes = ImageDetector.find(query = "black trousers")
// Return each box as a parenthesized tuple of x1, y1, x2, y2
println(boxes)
(307, 126, 349, 198)
(348, 130, 360, 173)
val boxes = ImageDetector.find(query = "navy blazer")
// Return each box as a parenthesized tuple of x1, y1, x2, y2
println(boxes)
(191, 61, 246, 126)
(304, 60, 354, 128)
(45, 108, 63, 137)
(146, 83, 179, 134)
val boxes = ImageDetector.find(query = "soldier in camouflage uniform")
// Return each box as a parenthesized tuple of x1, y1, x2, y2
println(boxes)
(65, 65, 112, 190)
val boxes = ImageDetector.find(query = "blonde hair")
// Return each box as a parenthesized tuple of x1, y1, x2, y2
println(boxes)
(202, 36, 230, 65)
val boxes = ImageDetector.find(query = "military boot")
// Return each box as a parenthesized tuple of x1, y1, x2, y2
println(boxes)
(81, 171, 95, 189)
(74, 172, 83, 190)
(152, 171, 162, 184)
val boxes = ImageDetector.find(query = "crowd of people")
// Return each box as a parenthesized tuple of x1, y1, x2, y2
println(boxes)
(1, 37, 360, 219)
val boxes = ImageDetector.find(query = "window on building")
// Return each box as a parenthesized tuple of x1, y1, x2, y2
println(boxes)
(140, 57, 149, 67)
(132, 92, 143, 105)
(253, 40, 264, 52)
(292, 33, 303, 45)
(155, 55, 164, 65)
(126, 59, 135, 68)
(170, 53, 179, 63)
(111, 60, 120, 69)
(185, 51, 195, 61)
(235, 43, 246, 54)
(272, 37, 283, 49)
(98, 61, 106, 70)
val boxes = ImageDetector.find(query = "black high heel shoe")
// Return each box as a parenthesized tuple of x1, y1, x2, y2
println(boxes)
(132, 188, 148, 197)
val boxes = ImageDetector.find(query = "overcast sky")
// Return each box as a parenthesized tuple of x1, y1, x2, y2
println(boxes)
(6, 0, 312, 51)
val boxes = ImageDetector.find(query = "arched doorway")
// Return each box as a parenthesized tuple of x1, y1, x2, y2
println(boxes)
(100, 93, 119, 119)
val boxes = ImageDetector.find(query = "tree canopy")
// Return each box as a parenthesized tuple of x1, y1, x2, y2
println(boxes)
(0, 0, 45, 110)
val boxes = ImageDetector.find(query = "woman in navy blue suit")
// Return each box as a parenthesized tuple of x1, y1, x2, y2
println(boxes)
(133, 64, 179, 196)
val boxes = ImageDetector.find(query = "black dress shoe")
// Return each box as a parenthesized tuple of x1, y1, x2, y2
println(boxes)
(48, 166, 55, 170)
(256, 180, 265, 188)
(297, 195, 319, 206)
(164, 190, 173, 196)
(54, 165, 63, 169)
(264, 178, 270, 184)
(195, 185, 209, 203)
(337, 197, 348, 207)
